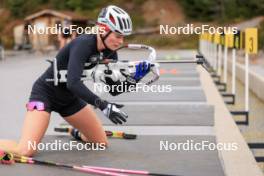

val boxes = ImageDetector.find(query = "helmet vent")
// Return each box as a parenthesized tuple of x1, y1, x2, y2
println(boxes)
(97, 5, 132, 35)
(126, 18, 130, 29)
(122, 18, 127, 29)
(118, 8, 126, 14)
(109, 13, 116, 25)
(117, 17, 123, 30)
(113, 8, 121, 14)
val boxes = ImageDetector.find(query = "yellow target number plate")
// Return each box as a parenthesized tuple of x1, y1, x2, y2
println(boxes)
(245, 28, 258, 54)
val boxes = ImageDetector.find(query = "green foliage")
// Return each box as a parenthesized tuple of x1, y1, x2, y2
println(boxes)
(7, 0, 45, 18)
(179, 0, 264, 22)
(179, 0, 221, 21)
(258, 21, 264, 51)
(130, 14, 145, 27)
(7, 0, 25, 17)
(6, 0, 102, 17)
(49, 0, 68, 10)
(65, 0, 99, 11)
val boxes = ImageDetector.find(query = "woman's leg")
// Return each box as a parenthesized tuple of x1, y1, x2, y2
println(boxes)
(64, 105, 108, 145)
(0, 110, 50, 156)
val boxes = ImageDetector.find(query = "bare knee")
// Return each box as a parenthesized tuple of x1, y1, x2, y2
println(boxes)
(99, 139, 109, 147)
(93, 140, 109, 149)
(16, 147, 37, 157)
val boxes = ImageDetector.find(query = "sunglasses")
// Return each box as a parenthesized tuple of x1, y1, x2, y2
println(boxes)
(26, 101, 45, 111)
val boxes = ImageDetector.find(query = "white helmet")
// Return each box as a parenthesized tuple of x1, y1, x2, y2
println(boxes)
(97, 5, 132, 36)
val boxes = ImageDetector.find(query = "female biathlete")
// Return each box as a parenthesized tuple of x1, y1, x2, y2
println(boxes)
(0, 5, 150, 157)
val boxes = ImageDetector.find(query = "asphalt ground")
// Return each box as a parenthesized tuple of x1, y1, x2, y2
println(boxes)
(0, 50, 225, 176)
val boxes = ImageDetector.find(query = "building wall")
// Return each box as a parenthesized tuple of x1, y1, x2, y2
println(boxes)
(13, 24, 24, 47)
(26, 13, 88, 51)
(28, 15, 65, 50)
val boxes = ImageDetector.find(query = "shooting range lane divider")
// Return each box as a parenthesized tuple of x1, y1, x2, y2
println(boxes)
(199, 28, 258, 125)
(199, 28, 264, 163)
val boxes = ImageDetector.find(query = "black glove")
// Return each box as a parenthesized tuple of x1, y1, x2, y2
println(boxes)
(102, 102, 128, 125)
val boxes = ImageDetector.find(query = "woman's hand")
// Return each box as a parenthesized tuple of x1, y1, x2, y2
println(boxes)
(133, 61, 151, 81)
(102, 103, 128, 125)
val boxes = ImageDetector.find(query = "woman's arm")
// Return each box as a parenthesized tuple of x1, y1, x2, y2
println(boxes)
(66, 40, 128, 124)
(66, 39, 107, 110)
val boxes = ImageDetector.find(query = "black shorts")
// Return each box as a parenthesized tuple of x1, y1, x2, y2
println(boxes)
(28, 79, 87, 117)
